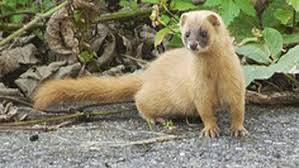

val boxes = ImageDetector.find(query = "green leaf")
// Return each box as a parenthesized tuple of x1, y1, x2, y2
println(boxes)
(244, 45, 299, 86)
(79, 51, 96, 63)
(262, 27, 283, 59)
(154, 27, 172, 47)
(228, 12, 257, 42)
(170, 0, 198, 11)
(274, 8, 293, 25)
(262, 0, 286, 27)
(165, 33, 183, 49)
(3, 0, 17, 9)
(141, 0, 159, 4)
(204, 0, 221, 7)
(41, 0, 54, 11)
(16, 0, 29, 6)
(287, 0, 299, 11)
(236, 44, 271, 64)
(160, 14, 170, 25)
(2, 0, 17, 11)
(33, 29, 44, 41)
(168, 21, 180, 33)
(272, 45, 299, 72)
(235, 0, 256, 17)
(28, 3, 39, 13)
(243, 65, 275, 86)
(283, 33, 299, 45)
(119, 0, 138, 10)
(119, 0, 130, 7)
(73, 10, 83, 24)
(10, 15, 23, 23)
(219, 0, 240, 26)
(129, 1, 139, 10)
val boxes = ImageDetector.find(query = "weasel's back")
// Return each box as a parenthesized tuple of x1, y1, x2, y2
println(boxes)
(144, 48, 193, 81)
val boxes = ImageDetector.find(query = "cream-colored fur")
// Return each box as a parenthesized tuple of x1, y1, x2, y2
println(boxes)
(33, 10, 247, 137)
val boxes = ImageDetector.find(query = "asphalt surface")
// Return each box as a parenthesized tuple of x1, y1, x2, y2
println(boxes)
(0, 104, 298, 168)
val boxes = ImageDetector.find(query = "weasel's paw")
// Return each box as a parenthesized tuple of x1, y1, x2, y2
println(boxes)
(200, 125, 220, 138)
(231, 125, 248, 137)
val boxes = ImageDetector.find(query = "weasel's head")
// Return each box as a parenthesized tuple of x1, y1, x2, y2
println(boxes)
(179, 10, 224, 54)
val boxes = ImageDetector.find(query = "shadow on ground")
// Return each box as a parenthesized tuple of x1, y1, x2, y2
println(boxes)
(0, 104, 298, 168)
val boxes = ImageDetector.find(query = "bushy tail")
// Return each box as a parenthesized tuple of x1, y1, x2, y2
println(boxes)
(33, 75, 142, 110)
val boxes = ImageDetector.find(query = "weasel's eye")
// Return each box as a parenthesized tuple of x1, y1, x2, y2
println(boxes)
(200, 31, 208, 38)
(185, 31, 190, 38)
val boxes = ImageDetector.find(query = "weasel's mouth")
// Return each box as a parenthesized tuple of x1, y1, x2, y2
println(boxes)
(187, 42, 199, 51)
(186, 42, 203, 52)
(186, 43, 209, 54)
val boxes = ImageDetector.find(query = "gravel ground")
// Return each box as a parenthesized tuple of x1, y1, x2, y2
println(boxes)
(0, 104, 298, 168)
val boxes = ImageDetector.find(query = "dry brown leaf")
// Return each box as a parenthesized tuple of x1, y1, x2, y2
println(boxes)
(46, 8, 78, 56)
(95, 32, 117, 68)
(45, 0, 101, 58)
(0, 83, 22, 96)
(101, 65, 126, 76)
(0, 44, 38, 78)
(15, 61, 82, 98)
(0, 102, 19, 122)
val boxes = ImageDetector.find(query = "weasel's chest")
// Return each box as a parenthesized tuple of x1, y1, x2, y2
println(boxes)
(197, 69, 231, 105)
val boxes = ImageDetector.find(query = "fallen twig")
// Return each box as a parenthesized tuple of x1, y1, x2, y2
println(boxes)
(0, 120, 77, 131)
(0, 109, 131, 127)
(113, 126, 169, 136)
(0, 10, 36, 19)
(107, 135, 182, 147)
(41, 100, 135, 114)
(0, 96, 32, 107)
(0, 23, 44, 32)
(85, 135, 183, 148)
(246, 90, 299, 105)
(94, 8, 152, 23)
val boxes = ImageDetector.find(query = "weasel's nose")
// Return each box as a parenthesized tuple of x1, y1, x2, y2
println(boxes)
(189, 43, 198, 50)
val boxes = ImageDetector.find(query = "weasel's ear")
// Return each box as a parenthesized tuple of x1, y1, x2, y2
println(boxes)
(207, 14, 220, 26)
(179, 13, 188, 27)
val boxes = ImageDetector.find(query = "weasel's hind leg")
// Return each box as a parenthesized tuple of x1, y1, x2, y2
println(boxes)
(135, 96, 162, 124)
(134, 88, 171, 124)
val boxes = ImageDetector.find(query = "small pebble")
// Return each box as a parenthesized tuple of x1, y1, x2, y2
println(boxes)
(29, 134, 39, 142)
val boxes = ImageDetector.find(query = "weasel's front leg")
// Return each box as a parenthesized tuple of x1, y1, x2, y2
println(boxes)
(229, 101, 248, 137)
(195, 99, 219, 138)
